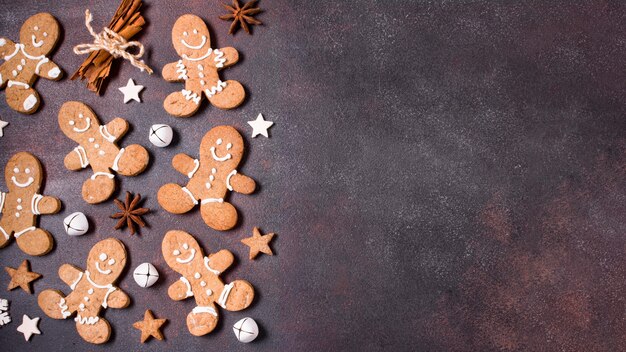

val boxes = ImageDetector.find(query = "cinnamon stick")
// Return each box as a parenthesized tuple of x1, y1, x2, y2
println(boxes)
(71, 0, 147, 95)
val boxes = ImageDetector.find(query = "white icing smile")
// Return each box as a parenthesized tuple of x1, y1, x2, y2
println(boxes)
(11, 176, 34, 188)
(95, 262, 112, 275)
(210, 147, 232, 162)
(73, 117, 91, 133)
(176, 248, 196, 264)
(181, 35, 206, 50)
(31, 35, 44, 48)
(182, 48, 212, 62)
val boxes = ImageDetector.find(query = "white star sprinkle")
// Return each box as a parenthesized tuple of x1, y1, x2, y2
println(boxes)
(16, 314, 40, 341)
(0, 119, 8, 137)
(247, 113, 274, 138)
(118, 78, 144, 103)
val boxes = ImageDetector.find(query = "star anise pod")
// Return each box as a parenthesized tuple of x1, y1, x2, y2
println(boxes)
(219, 0, 262, 35)
(110, 192, 150, 235)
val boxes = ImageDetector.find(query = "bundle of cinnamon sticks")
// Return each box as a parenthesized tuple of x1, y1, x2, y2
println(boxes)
(71, 0, 147, 95)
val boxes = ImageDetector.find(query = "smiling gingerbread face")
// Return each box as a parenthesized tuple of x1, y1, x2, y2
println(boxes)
(86, 238, 127, 285)
(5, 152, 42, 192)
(199, 125, 244, 168)
(162, 230, 204, 276)
(19, 13, 59, 56)
(171, 14, 212, 59)
(58, 101, 97, 141)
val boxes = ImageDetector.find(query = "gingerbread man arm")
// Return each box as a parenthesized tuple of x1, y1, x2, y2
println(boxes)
(172, 153, 199, 177)
(107, 289, 130, 309)
(0, 38, 16, 59)
(102, 118, 129, 141)
(228, 173, 256, 194)
(163, 61, 184, 82)
(36, 195, 61, 215)
(217, 47, 239, 68)
(58, 264, 84, 288)
(168, 278, 193, 301)
(36, 59, 62, 81)
(64, 149, 90, 170)
(0, 64, 9, 89)
(206, 249, 234, 274)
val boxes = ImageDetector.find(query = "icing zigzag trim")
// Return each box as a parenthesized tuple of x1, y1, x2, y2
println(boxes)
(181, 89, 201, 104)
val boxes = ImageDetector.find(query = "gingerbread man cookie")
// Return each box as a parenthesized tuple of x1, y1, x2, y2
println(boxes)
(162, 230, 254, 336)
(0, 152, 60, 256)
(37, 238, 130, 344)
(162, 14, 245, 117)
(0, 13, 62, 114)
(158, 126, 255, 231)
(58, 101, 150, 204)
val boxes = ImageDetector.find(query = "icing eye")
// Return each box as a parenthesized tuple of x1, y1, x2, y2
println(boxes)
(34, 26, 39, 31)
(25, 168, 30, 174)
(13, 167, 19, 173)
(99, 253, 107, 261)
(69, 120, 75, 126)
(108, 258, 115, 265)
(226, 143, 232, 150)
(216, 138, 222, 145)
(79, 113, 84, 119)
(43, 32, 48, 37)
(183, 31, 188, 36)
(173, 249, 180, 256)
(183, 243, 189, 250)
(193, 29, 198, 34)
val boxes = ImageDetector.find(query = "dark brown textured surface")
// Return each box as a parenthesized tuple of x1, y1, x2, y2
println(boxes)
(0, 0, 625, 351)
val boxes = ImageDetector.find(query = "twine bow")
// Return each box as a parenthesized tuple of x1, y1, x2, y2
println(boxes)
(73, 9, 153, 74)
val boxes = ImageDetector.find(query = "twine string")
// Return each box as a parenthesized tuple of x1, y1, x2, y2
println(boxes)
(73, 9, 153, 74)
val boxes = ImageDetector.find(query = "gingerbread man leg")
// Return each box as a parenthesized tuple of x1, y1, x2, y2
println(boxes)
(200, 200, 238, 231)
(186, 307, 219, 336)
(207, 80, 246, 110)
(221, 280, 255, 311)
(157, 183, 197, 214)
(207, 80, 245, 110)
(164, 87, 203, 118)
(15, 227, 53, 256)
(82, 172, 115, 204)
(113, 144, 149, 176)
(76, 317, 111, 345)
(38, 289, 71, 320)
(5, 84, 40, 114)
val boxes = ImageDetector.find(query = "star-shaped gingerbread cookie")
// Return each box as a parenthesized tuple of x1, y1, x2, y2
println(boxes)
(5, 260, 41, 294)
(241, 227, 275, 260)
(133, 310, 166, 343)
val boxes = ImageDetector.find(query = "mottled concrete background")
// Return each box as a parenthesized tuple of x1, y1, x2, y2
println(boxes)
(0, 0, 625, 351)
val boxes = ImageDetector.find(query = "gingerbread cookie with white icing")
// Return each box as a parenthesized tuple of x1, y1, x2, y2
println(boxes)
(0, 13, 62, 114)
(58, 101, 149, 204)
(37, 238, 130, 345)
(158, 125, 255, 231)
(162, 230, 254, 336)
(162, 14, 245, 117)
(0, 152, 60, 256)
